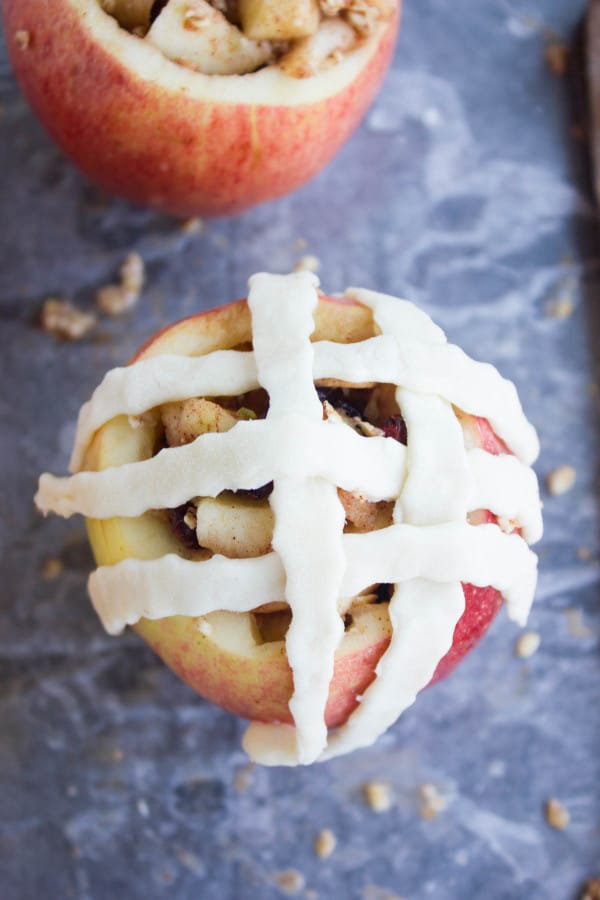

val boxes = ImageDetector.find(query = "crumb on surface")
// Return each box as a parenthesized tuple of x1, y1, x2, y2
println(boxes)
(546, 464, 576, 496)
(41, 557, 63, 580)
(545, 798, 570, 830)
(97, 252, 145, 317)
(294, 254, 321, 274)
(233, 762, 254, 793)
(15, 30, 30, 49)
(564, 607, 594, 639)
(545, 296, 574, 319)
(418, 782, 447, 820)
(272, 869, 306, 895)
(40, 298, 97, 340)
(515, 630, 541, 659)
(363, 780, 393, 812)
(544, 42, 569, 75)
(314, 828, 337, 859)
(136, 798, 150, 818)
(176, 847, 204, 875)
(180, 217, 204, 234)
(577, 546, 591, 561)
(581, 879, 600, 900)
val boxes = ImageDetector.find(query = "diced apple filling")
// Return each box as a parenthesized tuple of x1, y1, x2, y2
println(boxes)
(99, 0, 396, 77)
(156, 382, 404, 641)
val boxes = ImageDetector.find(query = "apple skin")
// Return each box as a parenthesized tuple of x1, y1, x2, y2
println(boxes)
(83, 297, 509, 729)
(2, 0, 400, 217)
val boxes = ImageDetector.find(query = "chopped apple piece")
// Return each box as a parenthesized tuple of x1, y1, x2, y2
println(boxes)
(195, 494, 275, 558)
(240, 0, 320, 42)
(147, 0, 273, 76)
(279, 17, 355, 78)
(161, 398, 238, 446)
(100, 0, 156, 31)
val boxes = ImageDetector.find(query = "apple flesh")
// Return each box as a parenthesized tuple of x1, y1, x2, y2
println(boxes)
(81, 296, 512, 729)
(2, 0, 400, 216)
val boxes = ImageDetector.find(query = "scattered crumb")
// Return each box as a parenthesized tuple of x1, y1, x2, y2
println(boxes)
(564, 607, 594, 639)
(194, 616, 213, 636)
(109, 746, 124, 764)
(545, 296, 574, 319)
(176, 848, 204, 876)
(272, 869, 306, 896)
(545, 42, 569, 76)
(97, 252, 145, 317)
(15, 29, 30, 50)
(304, 892, 318, 900)
(233, 762, 255, 793)
(66, 784, 78, 798)
(314, 828, 336, 859)
(40, 298, 97, 340)
(158, 869, 175, 885)
(515, 630, 541, 659)
(41, 557, 63, 580)
(545, 798, 570, 830)
(180, 217, 204, 234)
(418, 783, 447, 820)
(137, 798, 150, 818)
(294, 238, 308, 251)
(214, 235, 230, 250)
(577, 546, 591, 562)
(581, 879, 600, 900)
(294, 254, 321, 274)
(363, 780, 393, 812)
(546, 464, 576, 496)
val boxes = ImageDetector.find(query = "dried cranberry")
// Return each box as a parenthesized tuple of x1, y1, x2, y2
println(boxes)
(382, 415, 408, 445)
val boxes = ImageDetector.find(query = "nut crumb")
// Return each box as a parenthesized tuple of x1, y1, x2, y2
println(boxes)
(577, 546, 591, 561)
(564, 607, 594, 639)
(314, 828, 336, 859)
(581, 879, 600, 900)
(545, 42, 569, 76)
(136, 798, 150, 818)
(15, 30, 30, 49)
(180, 217, 204, 234)
(418, 782, 447, 820)
(545, 296, 574, 319)
(546, 464, 576, 496)
(272, 869, 306, 895)
(176, 848, 204, 875)
(233, 762, 254, 793)
(97, 252, 145, 317)
(42, 557, 63, 580)
(545, 798, 570, 830)
(294, 254, 321, 273)
(515, 630, 541, 659)
(40, 298, 97, 340)
(363, 780, 392, 812)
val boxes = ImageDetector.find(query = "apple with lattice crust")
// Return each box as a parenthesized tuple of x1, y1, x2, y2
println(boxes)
(3, 0, 399, 216)
(36, 273, 541, 765)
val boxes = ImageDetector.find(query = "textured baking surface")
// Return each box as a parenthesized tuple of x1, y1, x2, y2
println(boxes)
(0, 0, 599, 898)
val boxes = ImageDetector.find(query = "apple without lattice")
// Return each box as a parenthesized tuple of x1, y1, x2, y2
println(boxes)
(3, 0, 400, 216)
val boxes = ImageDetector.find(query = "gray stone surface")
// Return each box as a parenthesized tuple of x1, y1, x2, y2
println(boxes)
(1, 1, 599, 898)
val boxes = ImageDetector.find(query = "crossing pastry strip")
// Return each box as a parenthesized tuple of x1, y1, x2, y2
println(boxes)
(36, 270, 542, 765)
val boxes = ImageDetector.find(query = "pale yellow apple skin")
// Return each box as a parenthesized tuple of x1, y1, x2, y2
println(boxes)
(3, 0, 400, 216)
(82, 298, 505, 728)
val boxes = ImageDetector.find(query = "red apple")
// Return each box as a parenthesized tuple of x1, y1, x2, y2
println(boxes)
(2, 0, 400, 216)
(81, 295, 514, 729)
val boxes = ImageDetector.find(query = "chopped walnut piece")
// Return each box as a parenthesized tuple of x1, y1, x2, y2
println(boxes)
(97, 252, 145, 316)
(314, 828, 337, 858)
(40, 298, 97, 340)
(545, 798, 570, 830)
(545, 42, 569, 76)
(545, 296, 574, 319)
(279, 17, 355, 78)
(15, 30, 31, 49)
(272, 869, 306, 895)
(581, 879, 600, 900)
(180, 216, 205, 234)
(363, 780, 392, 812)
(344, 0, 395, 35)
(41, 557, 63, 580)
(418, 782, 447, 820)
(515, 630, 541, 659)
(546, 464, 576, 496)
